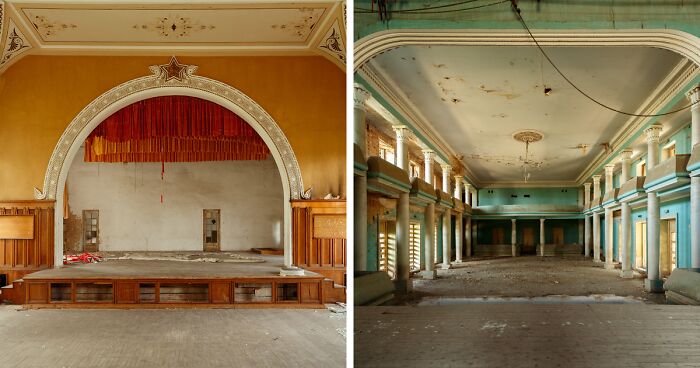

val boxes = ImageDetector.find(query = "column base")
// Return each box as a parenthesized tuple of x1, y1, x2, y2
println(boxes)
(603, 262, 618, 270)
(644, 278, 664, 293)
(394, 279, 411, 294)
(454, 259, 463, 264)
(420, 270, 437, 280)
(440, 263, 452, 270)
(593, 258, 602, 263)
(619, 269, 634, 279)
(279, 266, 305, 276)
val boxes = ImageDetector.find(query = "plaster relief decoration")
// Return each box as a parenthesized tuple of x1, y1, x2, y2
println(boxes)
(133, 15, 215, 39)
(0, 1, 4, 44)
(318, 19, 345, 65)
(30, 14, 77, 38)
(271, 8, 323, 39)
(0, 20, 31, 68)
(35, 56, 304, 201)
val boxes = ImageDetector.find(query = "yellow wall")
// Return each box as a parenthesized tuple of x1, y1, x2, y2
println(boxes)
(0, 55, 345, 200)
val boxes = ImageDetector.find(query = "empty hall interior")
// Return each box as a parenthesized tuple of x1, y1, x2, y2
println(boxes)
(353, 1, 700, 367)
(0, 0, 347, 367)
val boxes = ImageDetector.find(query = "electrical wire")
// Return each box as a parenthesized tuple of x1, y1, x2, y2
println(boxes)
(355, 0, 481, 13)
(355, 0, 508, 14)
(511, 1, 699, 117)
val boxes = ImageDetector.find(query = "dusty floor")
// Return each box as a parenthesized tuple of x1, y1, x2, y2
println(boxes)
(410, 256, 665, 304)
(25, 253, 325, 279)
(355, 304, 700, 368)
(0, 306, 345, 368)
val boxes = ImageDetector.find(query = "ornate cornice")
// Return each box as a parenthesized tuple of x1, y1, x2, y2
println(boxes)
(353, 83, 370, 110)
(35, 57, 304, 200)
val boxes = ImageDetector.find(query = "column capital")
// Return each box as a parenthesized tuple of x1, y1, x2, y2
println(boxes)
(540, 218, 545, 223)
(619, 149, 633, 160)
(644, 124, 663, 143)
(422, 149, 434, 161)
(463, 180, 471, 189)
(511, 218, 516, 223)
(353, 83, 371, 111)
(604, 163, 615, 174)
(440, 164, 452, 173)
(392, 125, 409, 140)
(454, 174, 463, 181)
(686, 84, 700, 105)
(583, 182, 592, 189)
(592, 174, 602, 183)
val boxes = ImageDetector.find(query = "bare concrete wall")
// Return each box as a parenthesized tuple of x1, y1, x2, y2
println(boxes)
(65, 147, 283, 252)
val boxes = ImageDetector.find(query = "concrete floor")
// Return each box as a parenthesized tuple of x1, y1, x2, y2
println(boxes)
(355, 304, 700, 368)
(411, 256, 664, 304)
(0, 306, 345, 368)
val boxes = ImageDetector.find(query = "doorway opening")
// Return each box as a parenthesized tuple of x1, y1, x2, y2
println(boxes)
(635, 221, 647, 271)
(660, 218, 677, 278)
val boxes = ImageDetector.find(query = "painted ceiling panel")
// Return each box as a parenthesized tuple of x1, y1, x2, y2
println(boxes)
(371, 45, 683, 183)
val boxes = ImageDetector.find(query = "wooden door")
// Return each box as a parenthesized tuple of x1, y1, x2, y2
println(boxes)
(203, 209, 220, 252)
(552, 227, 564, 245)
(522, 228, 534, 246)
(492, 228, 504, 244)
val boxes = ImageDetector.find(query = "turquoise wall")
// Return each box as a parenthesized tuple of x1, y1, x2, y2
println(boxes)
(478, 188, 579, 206)
(476, 219, 580, 245)
(629, 196, 690, 269)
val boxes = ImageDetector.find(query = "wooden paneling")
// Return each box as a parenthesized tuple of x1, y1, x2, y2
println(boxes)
(115, 282, 138, 304)
(211, 282, 231, 304)
(291, 200, 346, 287)
(0, 201, 55, 284)
(0, 216, 34, 239)
(300, 282, 321, 304)
(27, 282, 48, 304)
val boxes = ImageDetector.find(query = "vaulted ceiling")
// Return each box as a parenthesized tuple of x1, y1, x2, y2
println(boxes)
(361, 45, 696, 186)
(0, 0, 346, 73)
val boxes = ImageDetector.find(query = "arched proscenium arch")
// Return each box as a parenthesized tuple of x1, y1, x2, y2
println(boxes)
(355, 29, 700, 70)
(35, 63, 304, 269)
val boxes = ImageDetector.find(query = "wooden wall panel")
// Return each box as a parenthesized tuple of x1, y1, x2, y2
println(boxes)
(291, 200, 346, 286)
(0, 201, 55, 284)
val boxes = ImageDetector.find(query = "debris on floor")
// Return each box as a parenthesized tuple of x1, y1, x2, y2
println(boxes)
(63, 252, 102, 265)
(327, 302, 346, 314)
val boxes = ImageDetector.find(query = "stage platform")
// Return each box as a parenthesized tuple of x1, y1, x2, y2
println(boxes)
(3, 252, 344, 309)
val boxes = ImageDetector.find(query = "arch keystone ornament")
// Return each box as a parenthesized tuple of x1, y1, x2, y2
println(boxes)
(37, 57, 305, 271)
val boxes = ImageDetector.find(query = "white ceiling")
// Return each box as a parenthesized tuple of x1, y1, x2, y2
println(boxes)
(0, 0, 346, 72)
(368, 45, 685, 184)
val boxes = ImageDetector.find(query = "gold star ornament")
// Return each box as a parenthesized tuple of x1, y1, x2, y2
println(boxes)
(159, 56, 187, 82)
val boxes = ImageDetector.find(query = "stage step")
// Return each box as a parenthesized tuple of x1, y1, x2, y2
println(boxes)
(323, 279, 346, 304)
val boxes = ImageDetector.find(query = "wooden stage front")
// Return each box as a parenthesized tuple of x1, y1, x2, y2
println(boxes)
(4, 254, 342, 309)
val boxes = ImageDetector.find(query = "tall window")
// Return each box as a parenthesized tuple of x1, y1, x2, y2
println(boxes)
(662, 142, 676, 161)
(379, 220, 397, 279)
(409, 222, 421, 272)
(434, 223, 439, 264)
(635, 222, 647, 270)
(409, 161, 421, 179)
(379, 140, 395, 165)
(637, 161, 647, 177)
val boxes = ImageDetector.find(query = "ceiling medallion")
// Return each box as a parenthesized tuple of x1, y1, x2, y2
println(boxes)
(512, 129, 544, 143)
(149, 56, 197, 83)
(512, 130, 544, 182)
(133, 15, 215, 39)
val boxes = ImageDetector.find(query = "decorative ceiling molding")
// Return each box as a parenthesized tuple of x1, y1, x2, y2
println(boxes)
(355, 28, 700, 189)
(359, 61, 481, 187)
(0, 1, 345, 74)
(0, 18, 31, 68)
(479, 181, 579, 189)
(576, 59, 699, 184)
(28, 13, 76, 38)
(132, 15, 215, 39)
(316, 19, 344, 67)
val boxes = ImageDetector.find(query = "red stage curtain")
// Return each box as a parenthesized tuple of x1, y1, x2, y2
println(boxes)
(84, 96, 270, 162)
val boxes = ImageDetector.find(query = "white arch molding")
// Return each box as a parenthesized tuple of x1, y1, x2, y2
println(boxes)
(355, 29, 700, 70)
(36, 60, 305, 271)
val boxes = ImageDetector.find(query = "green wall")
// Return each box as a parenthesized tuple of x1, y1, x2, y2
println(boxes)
(478, 188, 579, 206)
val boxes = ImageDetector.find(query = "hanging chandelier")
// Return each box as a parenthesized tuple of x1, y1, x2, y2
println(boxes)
(512, 130, 544, 182)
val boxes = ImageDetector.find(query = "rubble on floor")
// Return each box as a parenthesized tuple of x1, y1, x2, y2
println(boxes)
(92, 251, 265, 263)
